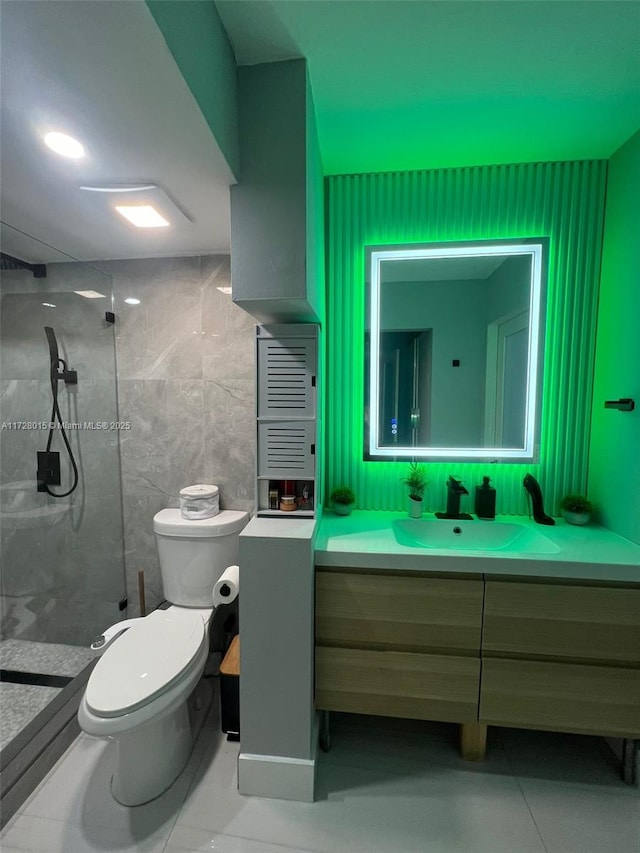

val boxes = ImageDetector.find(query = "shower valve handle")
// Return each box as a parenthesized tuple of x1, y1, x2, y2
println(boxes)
(56, 366, 77, 385)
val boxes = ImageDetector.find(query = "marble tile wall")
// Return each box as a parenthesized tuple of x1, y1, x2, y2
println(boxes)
(0, 264, 126, 646)
(1, 255, 255, 634)
(106, 255, 256, 616)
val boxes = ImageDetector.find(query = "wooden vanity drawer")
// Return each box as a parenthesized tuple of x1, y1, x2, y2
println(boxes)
(483, 581, 640, 664)
(480, 658, 640, 737)
(316, 570, 483, 654)
(316, 646, 480, 723)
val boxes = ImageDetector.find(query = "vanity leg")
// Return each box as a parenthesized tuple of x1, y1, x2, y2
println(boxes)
(621, 738, 638, 786)
(460, 723, 487, 761)
(319, 710, 331, 752)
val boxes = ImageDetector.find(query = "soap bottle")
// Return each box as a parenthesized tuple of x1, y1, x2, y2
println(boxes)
(475, 476, 496, 519)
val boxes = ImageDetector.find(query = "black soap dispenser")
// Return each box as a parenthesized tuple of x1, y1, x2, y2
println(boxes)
(475, 476, 496, 520)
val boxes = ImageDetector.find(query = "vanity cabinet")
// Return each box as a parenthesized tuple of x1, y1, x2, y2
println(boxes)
(314, 566, 640, 762)
(315, 569, 483, 725)
(480, 579, 640, 737)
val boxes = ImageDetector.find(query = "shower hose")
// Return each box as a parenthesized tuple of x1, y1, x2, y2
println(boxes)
(43, 326, 79, 497)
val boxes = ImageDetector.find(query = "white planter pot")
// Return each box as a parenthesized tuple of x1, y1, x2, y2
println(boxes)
(408, 498, 423, 519)
(333, 502, 353, 516)
(562, 510, 591, 526)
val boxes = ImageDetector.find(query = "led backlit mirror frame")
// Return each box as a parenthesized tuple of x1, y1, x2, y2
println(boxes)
(366, 238, 548, 461)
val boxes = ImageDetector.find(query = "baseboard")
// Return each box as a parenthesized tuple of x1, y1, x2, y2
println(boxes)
(238, 752, 316, 802)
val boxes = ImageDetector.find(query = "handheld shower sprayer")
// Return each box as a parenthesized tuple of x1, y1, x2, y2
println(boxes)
(45, 325, 58, 367)
(37, 326, 79, 497)
(45, 326, 77, 386)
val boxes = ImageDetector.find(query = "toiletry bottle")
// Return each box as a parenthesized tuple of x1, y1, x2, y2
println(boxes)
(475, 476, 496, 519)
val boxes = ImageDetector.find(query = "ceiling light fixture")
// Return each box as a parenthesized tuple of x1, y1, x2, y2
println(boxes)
(74, 290, 106, 299)
(44, 132, 85, 159)
(42, 302, 56, 308)
(80, 183, 157, 193)
(81, 184, 192, 225)
(124, 297, 141, 305)
(115, 205, 169, 228)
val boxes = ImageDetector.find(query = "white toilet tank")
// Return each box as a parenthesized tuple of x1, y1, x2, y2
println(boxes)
(153, 509, 249, 607)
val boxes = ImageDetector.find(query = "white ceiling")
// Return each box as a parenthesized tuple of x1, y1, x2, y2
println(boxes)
(0, 0, 234, 264)
(217, 0, 640, 175)
(2, 1, 638, 266)
(382, 256, 507, 283)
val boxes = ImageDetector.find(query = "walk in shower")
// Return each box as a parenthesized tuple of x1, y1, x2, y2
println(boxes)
(0, 228, 126, 756)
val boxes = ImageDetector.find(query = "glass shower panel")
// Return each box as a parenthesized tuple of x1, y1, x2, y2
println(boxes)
(0, 237, 126, 669)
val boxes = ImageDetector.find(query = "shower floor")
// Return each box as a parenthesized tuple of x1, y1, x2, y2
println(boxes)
(0, 640, 96, 750)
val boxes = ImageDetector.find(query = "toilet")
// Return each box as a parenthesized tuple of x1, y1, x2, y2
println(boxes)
(78, 508, 249, 806)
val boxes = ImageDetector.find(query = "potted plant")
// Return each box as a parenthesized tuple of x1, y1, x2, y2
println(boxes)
(559, 493, 593, 526)
(402, 462, 428, 518)
(330, 486, 356, 516)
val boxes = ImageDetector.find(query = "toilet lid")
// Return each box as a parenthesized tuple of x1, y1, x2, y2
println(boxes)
(86, 609, 206, 717)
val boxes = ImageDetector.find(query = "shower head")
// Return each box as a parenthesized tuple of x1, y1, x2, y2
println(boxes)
(0, 252, 46, 277)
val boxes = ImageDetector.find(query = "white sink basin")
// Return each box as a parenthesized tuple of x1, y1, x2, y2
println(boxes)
(392, 518, 561, 554)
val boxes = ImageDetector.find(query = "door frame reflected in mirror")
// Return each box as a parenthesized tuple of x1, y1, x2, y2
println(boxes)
(365, 238, 548, 461)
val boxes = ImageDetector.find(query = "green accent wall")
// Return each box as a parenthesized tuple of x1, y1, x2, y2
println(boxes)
(306, 74, 326, 509)
(588, 131, 640, 544)
(146, 0, 239, 177)
(326, 161, 607, 515)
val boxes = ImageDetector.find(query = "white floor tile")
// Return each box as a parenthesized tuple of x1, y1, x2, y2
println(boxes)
(17, 679, 217, 835)
(0, 813, 169, 853)
(520, 777, 640, 853)
(166, 825, 319, 853)
(174, 734, 545, 853)
(4, 701, 638, 853)
(20, 733, 193, 838)
(498, 727, 635, 794)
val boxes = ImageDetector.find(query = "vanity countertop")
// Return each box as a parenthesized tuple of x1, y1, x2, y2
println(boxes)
(315, 511, 640, 583)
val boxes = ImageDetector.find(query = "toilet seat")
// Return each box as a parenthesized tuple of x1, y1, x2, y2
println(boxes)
(86, 609, 208, 718)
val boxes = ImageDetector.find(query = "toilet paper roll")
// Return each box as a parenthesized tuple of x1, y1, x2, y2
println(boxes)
(213, 564, 240, 607)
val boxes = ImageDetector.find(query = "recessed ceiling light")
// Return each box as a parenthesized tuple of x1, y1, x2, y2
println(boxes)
(44, 132, 85, 159)
(216, 286, 232, 295)
(74, 290, 106, 299)
(115, 205, 169, 228)
(124, 297, 141, 305)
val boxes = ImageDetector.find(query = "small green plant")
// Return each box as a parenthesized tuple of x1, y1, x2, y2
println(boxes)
(330, 486, 356, 506)
(402, 462, 428, 501)
(559, 493, 593, 514)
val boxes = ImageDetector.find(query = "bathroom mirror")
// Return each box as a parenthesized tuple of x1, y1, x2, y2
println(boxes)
(365, 238, 548, 461)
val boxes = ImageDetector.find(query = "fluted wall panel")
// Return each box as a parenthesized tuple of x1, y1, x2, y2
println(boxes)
(325, 161, 607, 515)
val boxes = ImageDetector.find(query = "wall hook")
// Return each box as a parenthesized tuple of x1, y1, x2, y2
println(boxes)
(604, 398, 635, 412)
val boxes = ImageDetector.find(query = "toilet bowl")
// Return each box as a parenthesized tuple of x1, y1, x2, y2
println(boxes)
(78, 508, 249, 806)
(78, 607, 210, 805)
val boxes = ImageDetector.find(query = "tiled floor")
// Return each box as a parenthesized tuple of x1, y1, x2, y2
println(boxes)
(0, 640, 97, 677)
(0, 639, 97, 749)
(0, 682, 62, 750)
(1, 688, 638, 853)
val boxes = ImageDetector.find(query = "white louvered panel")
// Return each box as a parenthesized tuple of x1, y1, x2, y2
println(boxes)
(258, 339, 316, 419)
(258, 422, 315, 479)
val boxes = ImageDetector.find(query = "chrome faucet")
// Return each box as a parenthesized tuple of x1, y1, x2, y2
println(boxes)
(435, 476, 473, 520)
